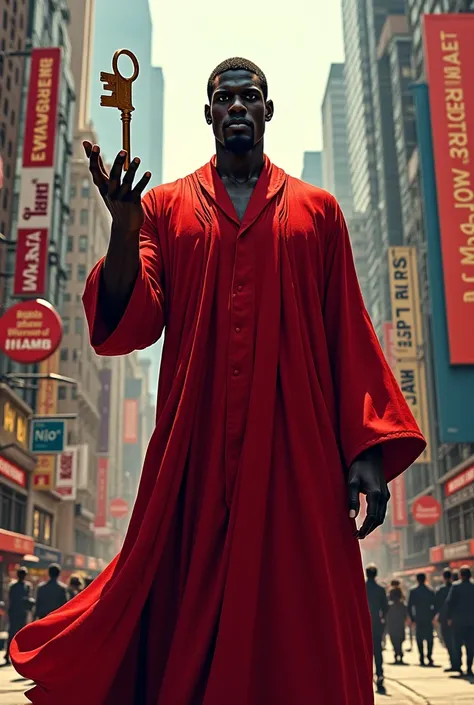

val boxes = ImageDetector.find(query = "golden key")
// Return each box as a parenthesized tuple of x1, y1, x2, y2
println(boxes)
(100, 49, 140, 170)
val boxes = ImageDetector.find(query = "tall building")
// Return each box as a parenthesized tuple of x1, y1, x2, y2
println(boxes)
(300, 151, 322, 187)
(89, 0, 164, 395)
(321, 63, 353, 217)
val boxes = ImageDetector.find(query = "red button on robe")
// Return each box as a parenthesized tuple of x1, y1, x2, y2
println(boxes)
(11, 156, 426, 705)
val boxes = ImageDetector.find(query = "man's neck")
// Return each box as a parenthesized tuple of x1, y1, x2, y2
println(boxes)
(215, 142, 264, 183)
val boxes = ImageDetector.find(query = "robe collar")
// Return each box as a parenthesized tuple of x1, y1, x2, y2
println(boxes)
(196, 154, 287, 235)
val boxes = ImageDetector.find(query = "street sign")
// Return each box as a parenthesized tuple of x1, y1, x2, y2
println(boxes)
(0, 299, 63, 364)
(30, 418, 66, 454)
(109, 497, 129, 519)
(412, 495, 442, 526)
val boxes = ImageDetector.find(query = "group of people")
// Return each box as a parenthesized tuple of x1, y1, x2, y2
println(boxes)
(366, 564, 474, 693)
(3, 564, 87, 665)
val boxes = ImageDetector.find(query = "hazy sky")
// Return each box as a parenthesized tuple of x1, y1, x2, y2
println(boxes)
(149, 0, 345, 183)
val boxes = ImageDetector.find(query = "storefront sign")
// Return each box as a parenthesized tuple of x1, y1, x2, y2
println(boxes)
(123, 399, 139, 444)
(0, 299, 63, 364)
(30, 418, 66, 454)
(34, 351, 59, 490)
(430, 539, 474, 564)
(445, 463, 474, 497)
(0, 529, 34, 555)
(94, 457, 108, 529)
(34, 544, 62, 565)
(55, 446, 78, 500)
(424, 15, 474, 364)
(394, 360, 432, 463)
(412, 495, 442, 526)
(1, 399, 29, 448)
(109, 497, 129, 519)
(14, 47, 61, 299)
(388, 247, 424, 358)
(0, 456, 27, 488)
(390, 475, 408, 527)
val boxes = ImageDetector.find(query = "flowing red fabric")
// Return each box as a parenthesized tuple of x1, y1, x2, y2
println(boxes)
(11, 157, 425, 705)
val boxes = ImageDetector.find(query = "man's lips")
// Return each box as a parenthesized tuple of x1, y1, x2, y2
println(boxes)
(224, 119, 252, 129)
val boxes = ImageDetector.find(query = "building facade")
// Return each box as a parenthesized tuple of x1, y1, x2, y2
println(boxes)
(300, 151, 322, 187)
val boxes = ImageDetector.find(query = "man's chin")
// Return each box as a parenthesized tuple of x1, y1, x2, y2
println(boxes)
(223, 135, 254, 155)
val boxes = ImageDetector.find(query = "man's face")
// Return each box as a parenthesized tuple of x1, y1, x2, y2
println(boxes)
(205, 69, 273, 155)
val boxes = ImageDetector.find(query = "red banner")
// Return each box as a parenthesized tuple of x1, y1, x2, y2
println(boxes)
(445, 462, 474, 497)
(23, 47, 61, 168)
(0, 529, 34, 556)
(13, 229, 49, 297)
(0, 456, 26, 488)
(123, 399, 139, 443)
(390, 475, 408, 527)
(424, 15, 474, 364)
(94, 457, 108, 528)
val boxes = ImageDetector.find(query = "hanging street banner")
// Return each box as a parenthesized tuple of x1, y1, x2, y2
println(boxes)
(33, 349, 60, 490)
(424, 14, 474, 364)
(394, 360, 432, 464)
(55, 446, 78, 500)
(13, 47, 61, 298)
(388, 247, 424, 359)
(0, 299, 62, 364)
(94, 457, 109, 530)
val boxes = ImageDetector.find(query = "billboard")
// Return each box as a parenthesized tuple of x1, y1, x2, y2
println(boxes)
(424, 15, 474, 364)
(387, 247, 424, 358)
(55, 446, 78, 500)
(98, 369, 112, 453)
(393, 360, 431, 463)
(33, 349, 59, 489)
(94, 457, 109, 529)
(13, 47, 61, 298)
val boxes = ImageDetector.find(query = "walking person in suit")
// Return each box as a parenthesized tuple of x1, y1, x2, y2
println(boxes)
(35, 564, 68, 621)
(435, 568, 455, 672)
(408, 573, 436, 666)
(446, 565, 474, 677)
(365, 564, 389, 693)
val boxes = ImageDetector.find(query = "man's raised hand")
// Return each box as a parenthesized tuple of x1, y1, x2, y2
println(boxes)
(83, 141, 152, 236)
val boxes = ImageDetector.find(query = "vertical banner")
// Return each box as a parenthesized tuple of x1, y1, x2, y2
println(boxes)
(424, 15, 474, 364)
(55, 446, 78, 500)
(387, 247, 424, 358)
(94, 457, 109, 529)
(33, 349, 59, 489)
(383, 321, 396, 371)
(123, 399, 139, 444)
(390, 475, 408, 527)
(13, 48, 61, 298)
(98, 368, 112, 453)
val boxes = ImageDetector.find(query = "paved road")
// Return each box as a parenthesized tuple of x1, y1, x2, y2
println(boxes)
(0, 636, 472, 704)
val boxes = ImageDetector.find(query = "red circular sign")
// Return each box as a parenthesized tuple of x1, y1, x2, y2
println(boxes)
(412, 496, 442, 526)
(109, 498, 130, 519)
(0, 299, 62, 364)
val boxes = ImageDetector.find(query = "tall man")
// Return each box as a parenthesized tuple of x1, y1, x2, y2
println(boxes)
(446, 565, 474, 676)
(365, 565, 389, 693)
(35, 564, 68, 621)
(11, 58, 425, 705)
(408, 573, 436, 666)
(4, 568, 32, 665)
(435, 568, 455, 671)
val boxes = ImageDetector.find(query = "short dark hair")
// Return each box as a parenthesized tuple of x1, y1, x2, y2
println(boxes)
(48, 563, 61, 579)
(416, 572, 426, 584)
(366, 564, 377, 579)
(17, 567, 28, 579)
(207, 57, 268, 101)
(460, 565, 472, 580)
(443, 568, 452, 580)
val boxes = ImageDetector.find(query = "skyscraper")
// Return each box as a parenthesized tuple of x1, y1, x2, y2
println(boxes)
(300, 151, 322, 187)
(321, 63, 353, 218)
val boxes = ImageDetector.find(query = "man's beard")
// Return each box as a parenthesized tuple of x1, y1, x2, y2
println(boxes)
(223, 132, 254, 155)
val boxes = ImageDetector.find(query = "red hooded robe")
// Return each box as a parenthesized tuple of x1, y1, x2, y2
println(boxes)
(11, 156, 425, 705)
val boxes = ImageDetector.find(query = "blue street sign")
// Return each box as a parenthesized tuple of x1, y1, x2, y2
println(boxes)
(30, 418, 66, 454)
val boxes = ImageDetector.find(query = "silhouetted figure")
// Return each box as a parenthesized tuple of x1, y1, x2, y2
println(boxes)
(4, 568, 33, 664)
(408, 573, 435, 666)
(387, 587, 408, 664)
(365, 564, 388, 693)
(67, 575, 84, 601)
(435, 568, 455, 672)
(446, 565, 474, 677)
(35, 564, 68, 620)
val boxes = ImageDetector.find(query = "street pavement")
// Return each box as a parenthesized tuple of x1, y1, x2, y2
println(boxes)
(0, 635, 472, 704)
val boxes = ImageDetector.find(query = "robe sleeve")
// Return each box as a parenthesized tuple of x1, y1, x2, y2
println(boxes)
(322, 195, 426, 482)
(82, 188, 165, 356)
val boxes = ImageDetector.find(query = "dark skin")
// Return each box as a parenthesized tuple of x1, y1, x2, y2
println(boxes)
(83, 68, 390, 538)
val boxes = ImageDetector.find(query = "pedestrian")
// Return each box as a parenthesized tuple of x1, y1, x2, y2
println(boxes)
(66, 575, 84, 601)
(434, 568, 455, 672)
(35, 564, 68, 620)
(408, 573, 436, 666)
(446, 565, 474, 677)
(365, 564, 388, 693)
(4, 568, 33, 665)
(11, 57, 426, 705)
(387, 586, 408, 664)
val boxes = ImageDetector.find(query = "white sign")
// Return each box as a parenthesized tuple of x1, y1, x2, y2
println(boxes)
(17, 166, 55, 229)
(56, 445, 78, 500)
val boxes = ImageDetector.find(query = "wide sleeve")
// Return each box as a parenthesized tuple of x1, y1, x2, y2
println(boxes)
(322, 195, 426, 482)
(82, 188, 165, 356)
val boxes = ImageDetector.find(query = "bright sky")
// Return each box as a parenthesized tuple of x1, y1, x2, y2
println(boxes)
(149, 0, 345, 184)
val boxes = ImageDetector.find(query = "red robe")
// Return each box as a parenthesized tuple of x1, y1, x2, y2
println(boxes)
(12, 156, 425, 705)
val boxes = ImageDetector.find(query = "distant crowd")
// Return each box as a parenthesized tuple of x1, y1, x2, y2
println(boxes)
(365, 564, 474, 694)
(3, 564, 91, 665)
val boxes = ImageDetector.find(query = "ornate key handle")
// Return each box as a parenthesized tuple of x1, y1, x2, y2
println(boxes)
(100, 49, 140, 170)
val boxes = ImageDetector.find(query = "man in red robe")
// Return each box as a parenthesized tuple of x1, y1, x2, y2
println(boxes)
(12, 57, 425, 705)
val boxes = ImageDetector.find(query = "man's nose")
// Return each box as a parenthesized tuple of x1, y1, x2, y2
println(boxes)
(228, 96, 246, 113)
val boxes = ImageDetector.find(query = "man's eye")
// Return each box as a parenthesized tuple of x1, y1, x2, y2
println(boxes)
(245, 94, 257, 101)
(216, 95, 228, 102)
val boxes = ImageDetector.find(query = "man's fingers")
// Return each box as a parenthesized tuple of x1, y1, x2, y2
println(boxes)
(348, 479, 360, 519)
(357, 490, 382, 539)
(88, 145, 108, 193)
(108, 150, 127, 197)
(130, 171, 152, 201)
(116, 157, 141, 200)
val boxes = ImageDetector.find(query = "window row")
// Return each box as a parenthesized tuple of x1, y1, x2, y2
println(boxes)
(69, 209, 89, 226)
(67, 234, 88, 253)
(70, 178, 90, 200)
(32, 506, 53, 546)
(58, 385, 78, 401)
(65, 263, 87, 281)
(60, 347, 82, 363)
(61, 316, 84, 335)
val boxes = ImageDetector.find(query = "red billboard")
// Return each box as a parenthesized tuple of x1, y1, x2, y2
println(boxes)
(445, 462, 474, 497)
(0, 299, 62, 364)
(424, 15, 474, 364)
(94, 457, 108, 529)
(13, 229, 49, 297)
(390, 475, 408, 527)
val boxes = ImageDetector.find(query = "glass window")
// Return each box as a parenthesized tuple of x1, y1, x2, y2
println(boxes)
(0, 485, 26, 534)
(71, 386, 77, 400)
(72, 349, 79, 362)
(65, 263, 72, 280)
(60, 348, 68, 362)
(80, 209, 88, 226)
(78, 235, 88, 252)
(75, 317, 83, 335)
(70, 183, 76, 199)
(63, 292, 71, 303)
(58, 386, 67, 401)
(69, 209, 75, 224)
(81, 178, 90, 199)
(33, 507, 53, 546)
(77, 264, 86, 281)
(63, 317, 70, 334)
(67, 235, 74, 252)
